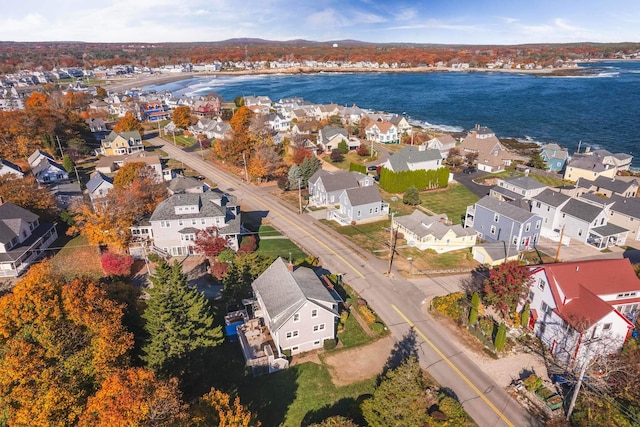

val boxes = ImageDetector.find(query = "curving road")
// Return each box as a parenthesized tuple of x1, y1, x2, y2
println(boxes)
(150, 136, 542, 427)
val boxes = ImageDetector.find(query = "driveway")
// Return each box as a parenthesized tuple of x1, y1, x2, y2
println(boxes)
(452, 170, 491, 198)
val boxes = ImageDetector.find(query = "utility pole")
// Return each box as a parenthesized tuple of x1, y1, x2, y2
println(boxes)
(298, 177, 302, 214)
(73, 166, 81, 184)
(555, 225, 565, 262)
(55, 135, 64, 158)
(566, 338, 600, 421)
(387, 212, 397, 275)
(242, 152, 249, 183)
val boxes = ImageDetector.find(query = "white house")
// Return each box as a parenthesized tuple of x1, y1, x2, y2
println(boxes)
(28, 150, 68, 184)
(132, 190, 242, 257)
(86, 172, 114, 206)
(250, 257, 339, 355)
(524, 259, 638, 367)
(0, 159, 23, 178)
(308, 170, 374, 208)
(327, 186, 389, 226)
(393, 210, 477, 253)
(364, 120, 399, 144)
(383, 145, 445, 173)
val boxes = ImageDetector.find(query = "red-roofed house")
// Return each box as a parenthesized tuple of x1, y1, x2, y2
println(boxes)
(524, 259, 638, 367)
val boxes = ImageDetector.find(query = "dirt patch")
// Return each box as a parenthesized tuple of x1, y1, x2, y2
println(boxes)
(290, 351, 322, 367)
(322, 337, 395, 387)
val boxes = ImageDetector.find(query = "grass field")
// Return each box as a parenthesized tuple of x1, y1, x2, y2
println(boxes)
(51, 235, 103, 281)
(419, 184, 480, 224)
(256, 236, 308, 262)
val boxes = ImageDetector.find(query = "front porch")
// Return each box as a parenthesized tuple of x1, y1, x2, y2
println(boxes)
(587, 224, 628, 249)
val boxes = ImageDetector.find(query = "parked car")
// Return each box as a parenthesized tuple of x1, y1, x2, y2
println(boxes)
(463, 166, 476, 174)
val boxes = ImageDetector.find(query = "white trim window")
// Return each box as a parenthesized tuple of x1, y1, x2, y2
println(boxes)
(311, 309, 318, 318)
(285, 330, 299, 339)
(313, 323, 326, 332)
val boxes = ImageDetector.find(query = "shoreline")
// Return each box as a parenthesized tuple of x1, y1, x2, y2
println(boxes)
(103, 64, 579, 92)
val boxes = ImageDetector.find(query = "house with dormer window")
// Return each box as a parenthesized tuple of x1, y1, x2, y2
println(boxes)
(132, 189, 241, 257)
(100, 131, 144, 156)
(364, 120, 399, 144)
(523, 259, 638, 367)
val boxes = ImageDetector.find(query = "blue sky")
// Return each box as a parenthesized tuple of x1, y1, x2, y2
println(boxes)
(1, 0, 639, 44)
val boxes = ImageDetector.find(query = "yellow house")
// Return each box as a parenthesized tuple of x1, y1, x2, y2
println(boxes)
(563, 157, 617, 182)
(100, 131, 144, 156)
(393, 210, 477, 253)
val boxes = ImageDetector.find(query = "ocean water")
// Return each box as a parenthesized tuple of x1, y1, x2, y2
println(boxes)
(144, 61, 640, 168)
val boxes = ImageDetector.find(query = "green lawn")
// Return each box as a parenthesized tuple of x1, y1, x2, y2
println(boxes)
(256, 238, 308, 262)
(258, 225, 282, 237)
(419, 183, 480, 224)
(476, 169, 571, 187)
(162, 134, 197, 147)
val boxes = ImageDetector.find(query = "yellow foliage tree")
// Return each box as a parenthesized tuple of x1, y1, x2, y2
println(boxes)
(189, 387, 261, 427)
(79, 368, 187, 427)
(68, 202, 133, 252)
(0, 262, 133, 427)
(0, 174, 57, 220)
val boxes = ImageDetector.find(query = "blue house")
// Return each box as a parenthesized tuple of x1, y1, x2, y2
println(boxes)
(539, 143, 569, 172)
(465, 196, 542, 251)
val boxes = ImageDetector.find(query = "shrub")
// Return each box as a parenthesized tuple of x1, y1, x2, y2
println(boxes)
(239, 235, 257, 254)
(338, 311, 349, 331)
(100, 251, 134, 277)
(494, 322, 507, 351)
(431, 292, 466, 320)
(371, 322, 385, 335)
(403, 185, 420, 205)
(356, 144, 369, 156)
(523, 374, 542, 392)
(520, 303, 530, 328)
(338, 140, 349, 154)
(330, 149, 344, 162)
(358, 305, 376, 324)
(439, 396, 466, 420)
(211, 262, 229, 280)
(323, 338, 337, 350)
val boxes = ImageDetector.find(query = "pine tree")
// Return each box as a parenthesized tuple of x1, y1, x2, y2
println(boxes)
(62, 153, 75, 173)
(469, 292, 479, 325)
(495, 322, 507, 351)
(142, 260, 223, 378)
(403, 186, 420, 205)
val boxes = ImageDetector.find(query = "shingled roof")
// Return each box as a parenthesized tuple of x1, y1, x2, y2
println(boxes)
(252, 257, 337, 332)
(385, 146, 442, 172)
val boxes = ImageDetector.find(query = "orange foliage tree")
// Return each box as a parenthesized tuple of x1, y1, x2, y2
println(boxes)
(216, 106, 255, 165)
(0, 262, 133, 427)
(247, 144, 286, 183)
(79, 368, 187, 427)
(172, 106, 192, 129)
(113, 111, 144, 136)
(189, 387, 261, 427)
(0, 174, 57, 220)
(25, 92, 51, 110)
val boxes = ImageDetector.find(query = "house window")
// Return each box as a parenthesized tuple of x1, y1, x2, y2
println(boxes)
(191, 219, 197, 225)
(538, 279, 545, 290)
(313, 340, 321, 346)
(160, 221, 170, 228)
(603, 323, 612, 331)
(490, 225, 496, 235)
(285, 330, 299, 339)
(528, 291, 535, 301)
(525, 223, 531, 232)
(357, 210, 361, 218)
(293, 313, 300, 323)
(494, 213, 500, 222)
(178, 220, 184, 226)
(311, 309, 318, 318)
(512, 236, 518, 245)
(578, 228, 583, 237)
(313, 323, 326, 332)
(535, 220, 541, 230)
(536, 202, 541, 208)
(541, 302, 552, 315)
(201, 219, 206, 225)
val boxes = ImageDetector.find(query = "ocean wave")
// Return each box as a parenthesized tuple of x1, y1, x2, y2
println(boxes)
(409, 119, 463, 133)
(544, 72, 619, 79)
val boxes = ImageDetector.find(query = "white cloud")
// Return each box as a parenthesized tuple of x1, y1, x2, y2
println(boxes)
(394, 8, 417, 21)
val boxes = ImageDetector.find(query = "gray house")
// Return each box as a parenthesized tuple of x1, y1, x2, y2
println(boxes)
(251, 257, 338, 355)
(308, 170, 374, 208)
(0, 202, 58, 277)
(465, 196, 542, 250)
(489, 176, 548, 202)
(317, 126, 349, 152)
(382, 145, 444, 173)
(328, 185, 390, 226)
(531, 189, 627, 248)
(86, 172, 114, 206)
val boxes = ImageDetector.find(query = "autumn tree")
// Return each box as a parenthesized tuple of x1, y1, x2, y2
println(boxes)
(189, 387, 261, 427)
(25, 91, 51, 109)
(361, 357, 430, 427)
(0, 262, 133, 427)
(193, 227, 229, 260)
(483, 260, 532, 319)
(292, 146, 312, 165)
(309, 416, 358, 427)
(95, 86, 108, 98)
(248, 144, 286, 183)
(216, 106, 255, 165)
(172, 105, 192, 129)
(465, 151, 479, 166)
(0, 174, 57, 220)
(330, 148, 344, 162)
(68, 201, 133, 251)
(79, 368, 187, 427)
(101, 251, 135, 277)
(113, 162, 150, 189)
(114, 111, 144, 136)
(142, 260, 223, 379)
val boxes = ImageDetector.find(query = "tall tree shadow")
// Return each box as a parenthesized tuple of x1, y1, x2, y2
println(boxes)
(301, 396, 368, 426)
(382, 328, 419, 378)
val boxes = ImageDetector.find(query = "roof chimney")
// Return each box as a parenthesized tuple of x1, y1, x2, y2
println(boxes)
(288, 252, 294, 272)
(576, 266, 579, 272)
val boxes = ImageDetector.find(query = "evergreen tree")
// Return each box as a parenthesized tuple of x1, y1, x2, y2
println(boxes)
(520, 303, 530, 328)
(142, 260, 223, 378)
(337, 140, 349, 154)
(299, 155, 321, 186)
(469, 292, 479, 325)
(288, 164, 302, 190)
(361, 357, 430, 427)
(62, 153, 75, 173)
(495, 322, 507, 351)
(403, 186, 420, 205)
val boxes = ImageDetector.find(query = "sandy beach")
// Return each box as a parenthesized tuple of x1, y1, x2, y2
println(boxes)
(103, 64, 568, 93)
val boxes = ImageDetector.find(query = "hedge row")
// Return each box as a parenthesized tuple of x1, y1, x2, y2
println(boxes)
(379, 167, 449, 193)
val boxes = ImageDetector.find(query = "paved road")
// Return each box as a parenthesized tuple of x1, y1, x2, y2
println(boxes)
(151, 137, 542, 427)
(452, 170, 492, 198)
